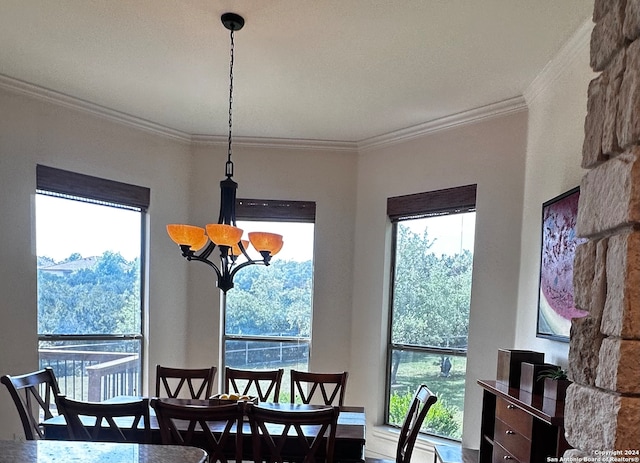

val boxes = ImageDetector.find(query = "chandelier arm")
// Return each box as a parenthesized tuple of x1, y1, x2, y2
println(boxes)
(238, 241, 253, 261)
(229, 259, 267, 281)
(195, 242, 217, 261)
(183, 254, 224, 281)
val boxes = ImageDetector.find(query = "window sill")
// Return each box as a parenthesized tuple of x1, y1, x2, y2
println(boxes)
(371, 424, 461, 453)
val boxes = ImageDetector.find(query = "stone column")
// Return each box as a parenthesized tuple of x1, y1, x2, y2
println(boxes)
(567, 0, 640, 456)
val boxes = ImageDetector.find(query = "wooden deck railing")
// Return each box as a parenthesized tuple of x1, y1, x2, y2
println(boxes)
(39, 349, 140, 401)
(86, 355, 139, 401)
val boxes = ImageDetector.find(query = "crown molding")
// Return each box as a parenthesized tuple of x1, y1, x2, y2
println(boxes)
(190, 134, 358, 152)
(0, 73, 192, 143)
(1, 72, 537, 154)
(357, 96, 527, 152)
(524, 18, 594, 105)
(0, 73, 358, 152)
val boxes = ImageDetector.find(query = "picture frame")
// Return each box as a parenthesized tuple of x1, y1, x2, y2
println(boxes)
(536, 186, 587, 342)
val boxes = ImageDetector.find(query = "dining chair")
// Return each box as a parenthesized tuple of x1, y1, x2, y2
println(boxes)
(365, 384, 437, 463)
(246, 403, 340, 463)
(1, 367, 61, 439)
(290, 370, 349, 406)
(56, 395, 151, 443)
(155, 365, 217, 399)
(225, 367, 284, 403)
(150, 398, 244, 463)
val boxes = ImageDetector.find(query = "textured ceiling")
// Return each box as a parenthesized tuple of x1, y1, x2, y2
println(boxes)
(0, 1, 594, 142)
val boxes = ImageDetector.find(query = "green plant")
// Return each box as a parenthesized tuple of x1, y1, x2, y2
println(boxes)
(537, 366, 568, 381)
(388, 391, 462, 440)
(425, 398, 462, 439)
(388, 391, 413, 425)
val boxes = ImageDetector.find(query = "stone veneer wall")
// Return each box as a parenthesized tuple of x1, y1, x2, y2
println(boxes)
(565, 0, 640, 457)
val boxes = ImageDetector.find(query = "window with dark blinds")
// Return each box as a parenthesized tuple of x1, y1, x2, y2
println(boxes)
(384, 183, 477, 440)
(35, 164, 147, 403)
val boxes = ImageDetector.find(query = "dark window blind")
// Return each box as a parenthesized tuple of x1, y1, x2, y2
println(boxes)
(387, 184, 477, 222)
(236, 198, 316, 223)
(36, 165, 150, 211)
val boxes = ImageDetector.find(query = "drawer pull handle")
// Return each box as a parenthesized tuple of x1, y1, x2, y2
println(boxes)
(503, 456, 513, 460)
(505, 430, 515, 435)
(506, 404, 516, 409)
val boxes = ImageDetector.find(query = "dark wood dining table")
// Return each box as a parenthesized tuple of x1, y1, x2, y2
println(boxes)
(0, 439, 207, 463)
(42, 397, 367, 462)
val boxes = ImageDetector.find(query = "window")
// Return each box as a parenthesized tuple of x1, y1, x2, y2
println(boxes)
(223, 199, 315, 402)
(36, 165, 149, 402)
(386, 185, 476, 441)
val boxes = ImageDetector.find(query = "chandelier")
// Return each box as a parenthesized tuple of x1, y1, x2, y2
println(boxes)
(167, 13, 283, 293)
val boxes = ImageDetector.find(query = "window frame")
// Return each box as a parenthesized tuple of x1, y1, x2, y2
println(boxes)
(221, 198, 316, 375)
(36, 165, 149, 397)
(385, 184, 476, 439)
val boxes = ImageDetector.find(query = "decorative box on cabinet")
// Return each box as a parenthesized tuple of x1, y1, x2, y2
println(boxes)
(496, 349, 545, 389)
(477, 380, 569, 463)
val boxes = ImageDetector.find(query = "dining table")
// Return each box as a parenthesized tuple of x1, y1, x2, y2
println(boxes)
(42, 397, 367, 462)
(0, 439, 207, 463)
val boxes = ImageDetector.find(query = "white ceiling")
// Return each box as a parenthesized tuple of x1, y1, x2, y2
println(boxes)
(0, 1, 593, 143)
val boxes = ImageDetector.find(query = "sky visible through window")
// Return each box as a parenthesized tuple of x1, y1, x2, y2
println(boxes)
(36, 194, 141, 261)
(402, 212, 476, 257)
(236, 221, 314, 262)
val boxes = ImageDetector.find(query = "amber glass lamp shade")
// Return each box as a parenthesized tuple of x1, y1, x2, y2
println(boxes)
(167, 224, 208, 250)
(248, 232, 284, 256)
(190, 233, 210, 252)
(206, 224, 244, 247)
(231, 239, 250, 257)
(270, 238, 284, 256)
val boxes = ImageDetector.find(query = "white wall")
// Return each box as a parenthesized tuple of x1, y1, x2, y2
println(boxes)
(514, 21, 595, 366)
(0, 87, 192, 439)
(350, 110, 529, 455)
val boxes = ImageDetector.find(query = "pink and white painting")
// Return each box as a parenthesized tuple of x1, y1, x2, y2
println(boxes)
(537, 187, 587, 341)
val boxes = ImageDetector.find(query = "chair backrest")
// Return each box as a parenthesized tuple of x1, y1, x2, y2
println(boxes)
(290, 370, 348, 406)
(155, 365, 217, 399)
(57, 395, 151, 443)
(246, 403, 339, 463)
(225, 367, 284, 403)
(395, 385, 437, 463)
(150, 398, 244, 463)
(1, 367, 61, 439)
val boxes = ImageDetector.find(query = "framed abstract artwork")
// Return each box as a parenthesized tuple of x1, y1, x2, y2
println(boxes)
(536, 186, 587, 341)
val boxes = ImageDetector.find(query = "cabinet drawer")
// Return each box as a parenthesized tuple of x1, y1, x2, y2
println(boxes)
(493, 441, 522, 463)
(494, 418, 531, 463)
(495, 397, 533, 436)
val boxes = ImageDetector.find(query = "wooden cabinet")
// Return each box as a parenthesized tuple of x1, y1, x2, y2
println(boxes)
(478, 380, 569, 463)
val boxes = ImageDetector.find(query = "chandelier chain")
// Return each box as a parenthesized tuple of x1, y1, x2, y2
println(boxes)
(226, 29, 235, 178)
